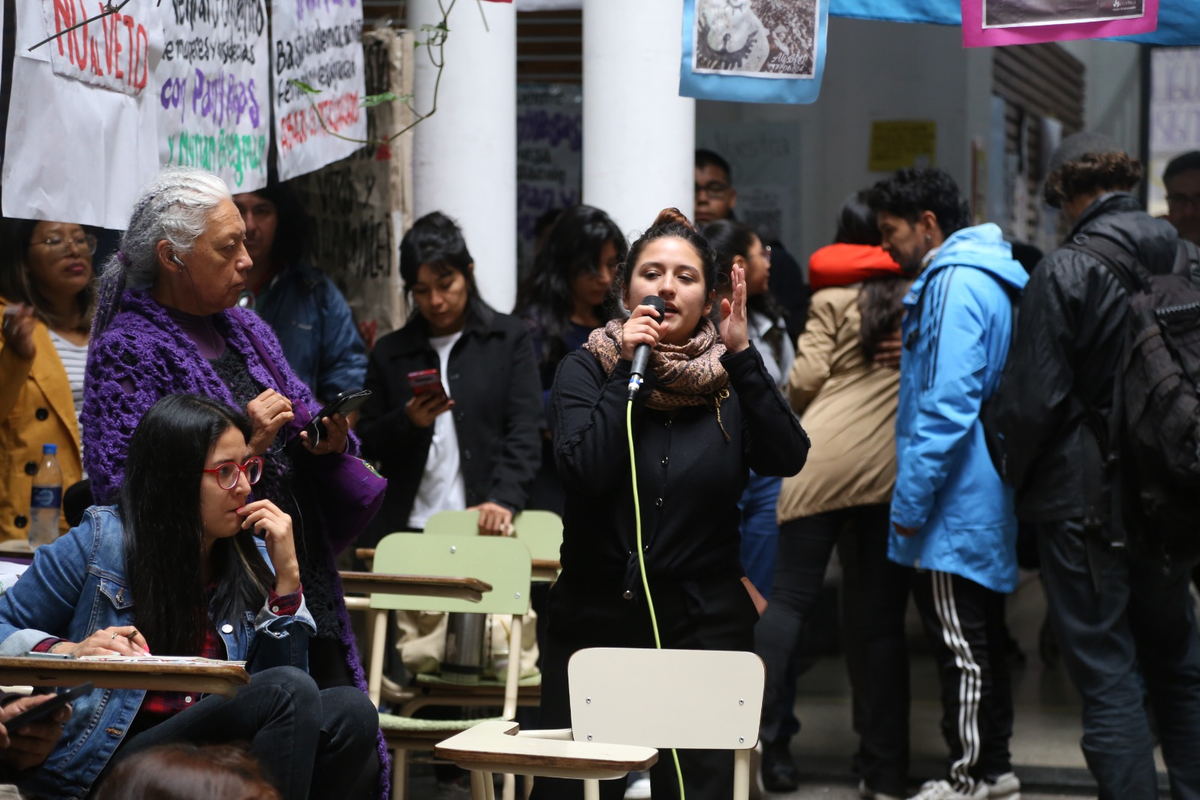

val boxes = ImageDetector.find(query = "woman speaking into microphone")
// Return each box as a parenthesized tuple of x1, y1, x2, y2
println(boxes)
(534, 209, 810, 800)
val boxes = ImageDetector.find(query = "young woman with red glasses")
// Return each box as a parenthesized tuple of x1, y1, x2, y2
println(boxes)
(0, 393, 378, 800)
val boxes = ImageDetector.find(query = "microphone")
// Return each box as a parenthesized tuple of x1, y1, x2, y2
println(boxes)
(628, 295, 665, 399)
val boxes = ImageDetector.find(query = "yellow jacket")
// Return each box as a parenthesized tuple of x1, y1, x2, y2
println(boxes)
(0, 297, 84, 542)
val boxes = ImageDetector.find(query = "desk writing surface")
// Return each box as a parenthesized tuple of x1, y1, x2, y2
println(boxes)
(0, 656, 250, 698)
(337, 572, 491, 602)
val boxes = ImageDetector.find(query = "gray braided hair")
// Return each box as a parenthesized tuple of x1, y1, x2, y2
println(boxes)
(93, 167, 232, 337)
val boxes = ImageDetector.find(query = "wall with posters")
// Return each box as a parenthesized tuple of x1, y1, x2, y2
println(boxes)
(290, 27, 413, 338)
(516, 83, 582, 275)
(1146, 47, 1200, 217)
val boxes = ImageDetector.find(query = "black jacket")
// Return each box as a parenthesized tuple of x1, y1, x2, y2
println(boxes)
(995, 193, 1183, 522)
(357, 304, 543, 541)
(547, 344, 808, 633)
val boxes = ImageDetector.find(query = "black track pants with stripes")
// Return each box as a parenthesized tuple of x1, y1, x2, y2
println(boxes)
(911, 569, 1015, 795)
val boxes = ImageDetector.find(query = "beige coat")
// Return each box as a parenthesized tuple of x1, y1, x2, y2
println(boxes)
(776, 285, 900, 523)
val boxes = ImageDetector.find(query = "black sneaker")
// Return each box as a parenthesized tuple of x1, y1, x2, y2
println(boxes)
(760, 738, 799, 793)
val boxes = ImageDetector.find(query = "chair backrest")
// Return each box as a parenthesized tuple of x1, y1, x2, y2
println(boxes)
(567, 648, 763, 750)
(370, 533, 532, 616)
(424, 509, 563, 563)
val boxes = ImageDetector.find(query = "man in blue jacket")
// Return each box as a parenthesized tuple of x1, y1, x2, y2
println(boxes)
(234, 180, 368, 403)
(868, 169, 1026, 800)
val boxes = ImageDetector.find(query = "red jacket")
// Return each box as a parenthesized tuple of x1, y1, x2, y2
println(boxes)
(808, 244, 903, 290)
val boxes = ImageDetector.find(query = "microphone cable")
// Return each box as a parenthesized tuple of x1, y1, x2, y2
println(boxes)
(625, 398, 686, 800)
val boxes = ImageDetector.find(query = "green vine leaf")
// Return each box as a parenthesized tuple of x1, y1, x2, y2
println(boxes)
(360, 92, 400, 108)
(289, 79, 322, 95)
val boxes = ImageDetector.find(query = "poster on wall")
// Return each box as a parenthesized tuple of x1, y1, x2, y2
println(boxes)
(1148, 47, 1200, 218)
(516, 84, 582, 276)
(271, 0, 367, 181)
(680, 0, 829, 105)
(156, 0, 270, 191)
(696, 121, 801, 257)
(2, 0, 164, 228)
(868, 121, 937, 173)
(963, 0, 1158, 46)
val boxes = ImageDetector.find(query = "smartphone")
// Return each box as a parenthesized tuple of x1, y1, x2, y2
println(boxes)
(4, 682, 93, 729)
(300, 389, 372, 444)
(407, 369, 448, 401)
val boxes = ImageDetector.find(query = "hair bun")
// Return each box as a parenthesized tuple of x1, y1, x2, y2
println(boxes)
(652, 207, 697, 233)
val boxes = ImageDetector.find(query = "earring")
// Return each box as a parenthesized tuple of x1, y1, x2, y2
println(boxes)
(925, 234, 931, 244)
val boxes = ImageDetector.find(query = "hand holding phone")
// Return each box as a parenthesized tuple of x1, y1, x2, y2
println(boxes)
(301, 389, 372, 445)
(3, 683, 91, 730)
(405, 370, 452, 428)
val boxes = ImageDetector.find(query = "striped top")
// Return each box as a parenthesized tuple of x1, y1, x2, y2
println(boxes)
(48, 330, 87, 421)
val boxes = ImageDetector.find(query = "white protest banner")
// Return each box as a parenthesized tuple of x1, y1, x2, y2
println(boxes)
(270, 0, 367, 181)
(2, 0, 163, 229)
(156, 0, 271, 191)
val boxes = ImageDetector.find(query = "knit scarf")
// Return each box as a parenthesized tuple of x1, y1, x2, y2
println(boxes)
(584, 317, 732, 436)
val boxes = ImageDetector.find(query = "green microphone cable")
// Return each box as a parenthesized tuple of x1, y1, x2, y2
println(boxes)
(626, 399, 685, 800)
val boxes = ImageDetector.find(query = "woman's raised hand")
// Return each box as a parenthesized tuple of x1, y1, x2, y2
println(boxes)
(238, 500, 299, 596)
(1, 305, 37, 361)
(246, 389, 295, 455)
(620, 301, 664, 362)
(719, 263, 750, 353)
(52, 626, 150, 657)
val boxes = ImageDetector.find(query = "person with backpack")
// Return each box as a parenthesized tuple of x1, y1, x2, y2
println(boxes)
(868, 168, 1025, 800)
(994, 132, 1200, 800)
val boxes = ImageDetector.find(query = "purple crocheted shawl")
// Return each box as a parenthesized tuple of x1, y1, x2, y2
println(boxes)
(80, 289, 389, 795)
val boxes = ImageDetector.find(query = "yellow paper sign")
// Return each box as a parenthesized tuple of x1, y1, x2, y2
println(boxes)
(869, 121, 938, 172)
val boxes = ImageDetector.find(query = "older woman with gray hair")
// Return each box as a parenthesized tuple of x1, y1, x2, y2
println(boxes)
(81, 167, 385, 796)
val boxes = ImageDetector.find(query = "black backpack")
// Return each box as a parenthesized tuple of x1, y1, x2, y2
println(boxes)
(1066, 233, 1200, 559)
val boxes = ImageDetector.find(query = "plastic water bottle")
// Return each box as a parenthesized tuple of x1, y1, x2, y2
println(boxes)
(28, 444, 63, 549)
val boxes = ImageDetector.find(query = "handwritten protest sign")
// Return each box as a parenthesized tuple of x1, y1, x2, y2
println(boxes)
(270, 0, 367, 181)
(155, 0, 271, 191)
(42, 0, 153, 95)
(290, 28, 413, 338)
(2, 0, 162, 228)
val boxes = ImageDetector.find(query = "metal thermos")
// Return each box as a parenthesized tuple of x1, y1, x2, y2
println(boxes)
(442, 612, 486, 685)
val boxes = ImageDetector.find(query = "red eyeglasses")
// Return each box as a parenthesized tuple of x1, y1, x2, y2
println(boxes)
(202, 457, 265, 490)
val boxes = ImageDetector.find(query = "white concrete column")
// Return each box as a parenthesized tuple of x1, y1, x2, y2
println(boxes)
(582, 0, 695, 243)
(409, 0, 517, 311)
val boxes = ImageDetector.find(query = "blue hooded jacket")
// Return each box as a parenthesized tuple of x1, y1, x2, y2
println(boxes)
(889, 223, 1027, 593)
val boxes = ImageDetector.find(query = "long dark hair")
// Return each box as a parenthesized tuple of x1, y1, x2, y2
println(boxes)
(700, 219, 784, 323)
(0, 218, 95, 332)
(399, 211, 492, 328)
(514, 205, 626, 370)
(121, 394, 274, 656)
(833, 193, 909, 361)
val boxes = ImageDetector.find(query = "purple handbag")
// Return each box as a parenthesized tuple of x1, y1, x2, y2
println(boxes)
(235, 310, 386, 555)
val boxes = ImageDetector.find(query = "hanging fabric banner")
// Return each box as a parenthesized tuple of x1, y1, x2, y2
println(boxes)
(155, 0, 271, 191)
(679, 0, 829, 105)
(963, 0, 1158, 47)
(2, 0, 163, 228)
(270, 0, 367, 181)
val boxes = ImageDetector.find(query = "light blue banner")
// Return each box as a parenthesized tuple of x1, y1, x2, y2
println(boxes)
(680, 0, 831, 105)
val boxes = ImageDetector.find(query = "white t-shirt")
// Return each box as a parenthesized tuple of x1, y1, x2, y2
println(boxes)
(407, 331, 467, 530)
(48, 330, 87, 421)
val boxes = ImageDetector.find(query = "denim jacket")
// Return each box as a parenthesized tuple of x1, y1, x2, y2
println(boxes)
(0, 506, 316, 799)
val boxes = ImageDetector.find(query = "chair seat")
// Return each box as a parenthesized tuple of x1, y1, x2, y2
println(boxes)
(415, 673, 542, 689)
(434, 720, 658, 781)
